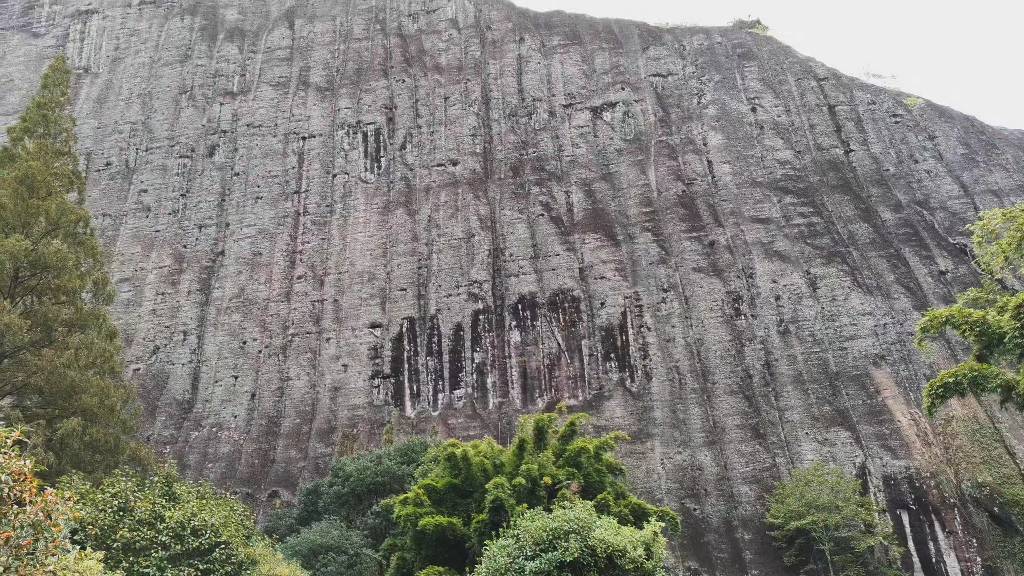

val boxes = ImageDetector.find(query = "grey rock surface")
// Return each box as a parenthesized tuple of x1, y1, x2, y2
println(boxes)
(4, 0, 1024, 573)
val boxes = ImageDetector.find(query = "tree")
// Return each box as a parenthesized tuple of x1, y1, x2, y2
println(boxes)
(765, 463, 901, 576)
(0, 54, 147, 480)
(280, 437, 431, 544)
(270, 438, 431, 576)
(384, 409, 680, 576)
(915, 203, 1024, 416)
(278, 520, 381, 576)
(472, 499, 668, 576)
(63, 464, 305, 576)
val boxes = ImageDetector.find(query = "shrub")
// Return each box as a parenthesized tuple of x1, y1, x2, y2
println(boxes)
(473, 499, 668, 576)
(416, 567, 459, 576)
(288, 437, 431, 545)
(64, 464, 304, 576)
(905, 96, 925, 109)
(56, 550, 121, 576)
(279, 519, 380, 576)
(249, 544, 309, 576)
(1, 427, 117, 575)
(732, 18, 770, 34)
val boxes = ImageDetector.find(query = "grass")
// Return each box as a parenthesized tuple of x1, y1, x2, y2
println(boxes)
(905, 96, 925, 109)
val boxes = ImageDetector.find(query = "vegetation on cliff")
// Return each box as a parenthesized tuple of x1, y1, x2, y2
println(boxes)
(765, 463, 901, 576)
(917, 203, 1024, 415)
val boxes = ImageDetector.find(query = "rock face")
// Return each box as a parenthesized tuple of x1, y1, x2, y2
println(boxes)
(4, 0, 1024, 573)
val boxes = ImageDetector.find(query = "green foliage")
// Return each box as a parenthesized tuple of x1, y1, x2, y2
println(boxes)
(384, 410, 679, 576)
(933, 412, 1024, 572)
(766, 463, 901, 576)
(904, 96, 925, 109)
(473, 499, 668, 576)
(920, 360, 1022, 416)
(916, 203, 1024, 415)
(55, 550, 121, 576)
(0, 54, 148, 480)
(415, 568, 459, 576)
(970, 204, 1024, 282)
(249, 545, 308, 576)
(278, 520, 379, 576)
(275, 439, 431, 576)
(732, 18, 770, 34)
(290, 437, 431, 544)
(64, 464, 301, 576)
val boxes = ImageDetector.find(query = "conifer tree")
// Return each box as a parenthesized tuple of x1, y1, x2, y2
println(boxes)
(0, 54, 147, 480)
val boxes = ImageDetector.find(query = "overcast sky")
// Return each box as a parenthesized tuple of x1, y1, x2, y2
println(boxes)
(510, 0, 1024, 130)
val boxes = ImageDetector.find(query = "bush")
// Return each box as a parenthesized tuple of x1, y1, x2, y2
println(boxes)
(732, 18, 770, 34)
(473, 500, 668, 576)
(766, 463, 901, 576)
(288, 437, 431, 545)
(249, 545, 308, 576)
(279, 519, 380, 576)
(64, 464, 305, 576)
(416, 568, 459, 576)
(905, 96, 925, 109)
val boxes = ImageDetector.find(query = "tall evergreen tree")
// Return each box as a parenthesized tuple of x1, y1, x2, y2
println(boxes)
(0, 54, 147, 480)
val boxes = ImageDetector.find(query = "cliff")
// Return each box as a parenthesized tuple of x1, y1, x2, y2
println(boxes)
(3, 0, 1024, 573)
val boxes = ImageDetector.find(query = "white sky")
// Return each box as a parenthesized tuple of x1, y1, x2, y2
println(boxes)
(511, 0, 1024, 130)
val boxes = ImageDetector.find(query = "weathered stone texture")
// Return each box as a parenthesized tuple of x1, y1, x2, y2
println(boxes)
(4, 0, 1024, 573)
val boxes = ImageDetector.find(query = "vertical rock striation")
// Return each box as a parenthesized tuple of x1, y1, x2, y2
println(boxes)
(3, 0, 1024, 573)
